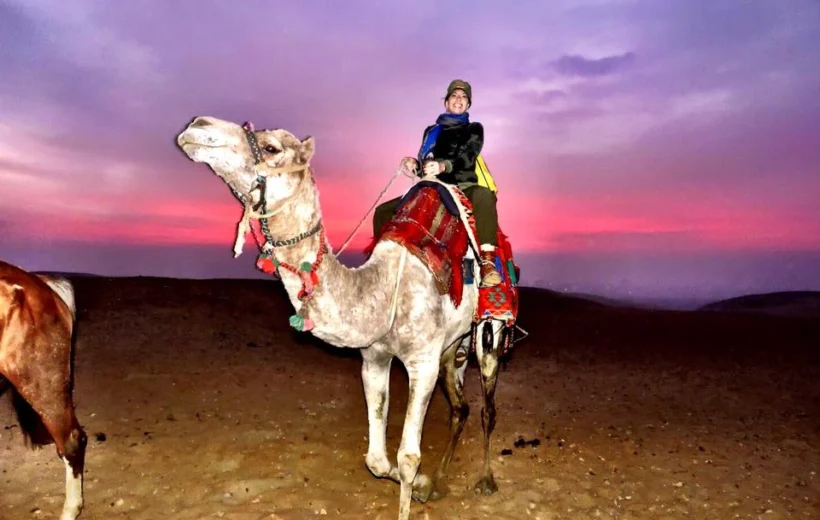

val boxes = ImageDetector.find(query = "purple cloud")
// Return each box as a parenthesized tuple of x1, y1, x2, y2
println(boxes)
(553, 52, 637, 78)
(1, 0, 819, 301)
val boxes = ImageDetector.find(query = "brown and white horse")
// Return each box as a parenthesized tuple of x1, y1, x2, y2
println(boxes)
(0, 260, 87, 520)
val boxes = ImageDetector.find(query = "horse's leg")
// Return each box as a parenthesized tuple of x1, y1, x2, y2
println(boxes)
(427, 337, 470, 501)
(396, 356, 439, 520)
(57, 405, 87, 520)
(10, 384, 87, 520)
(8, 345, 87, 520)
(50, 410, 87, 520)
(361, 347, 400, 482)
(474, 319, 503, 495)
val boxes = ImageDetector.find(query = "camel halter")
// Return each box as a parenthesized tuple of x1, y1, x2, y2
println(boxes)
(230, 122, 323, 256)
(238, 121, 326, 332)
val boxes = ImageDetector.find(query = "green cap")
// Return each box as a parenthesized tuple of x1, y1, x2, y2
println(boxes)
(446, 79, 472, 104)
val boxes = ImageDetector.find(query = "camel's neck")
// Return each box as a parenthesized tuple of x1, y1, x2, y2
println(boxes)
(260, 177, 327, 264)
(260, 177, 399, 348)
(260, 176, 336, 300)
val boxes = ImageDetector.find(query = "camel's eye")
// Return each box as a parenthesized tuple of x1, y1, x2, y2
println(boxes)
(263, 144, 280, 154)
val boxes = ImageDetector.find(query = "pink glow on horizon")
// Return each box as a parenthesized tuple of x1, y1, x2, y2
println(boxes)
(5, 170, 816, 256)
(1, 0, 818, 299)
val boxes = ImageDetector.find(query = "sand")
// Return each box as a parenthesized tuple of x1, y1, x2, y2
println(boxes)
(2, 277, 818, 519)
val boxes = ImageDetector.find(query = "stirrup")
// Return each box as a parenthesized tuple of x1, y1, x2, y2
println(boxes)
(480, 263, 502, 287)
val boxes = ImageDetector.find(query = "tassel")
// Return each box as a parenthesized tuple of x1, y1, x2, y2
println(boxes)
(256, 254, 277, 274)
(289, 314, 304, 330)
(300, 270, 315, 295)
(288, 312, 316, 332)
(233, 204, 252, 258)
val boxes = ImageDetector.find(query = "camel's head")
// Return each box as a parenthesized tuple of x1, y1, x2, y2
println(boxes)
(176, 116, 315, 209)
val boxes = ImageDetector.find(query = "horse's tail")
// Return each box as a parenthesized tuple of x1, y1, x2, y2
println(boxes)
(36, 274, 76, 320)
(9, 388, 55, 448)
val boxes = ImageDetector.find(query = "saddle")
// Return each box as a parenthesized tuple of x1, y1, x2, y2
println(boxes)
(365, 180, 521, 327)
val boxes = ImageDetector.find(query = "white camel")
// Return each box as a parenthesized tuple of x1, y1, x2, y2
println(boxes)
(176, 116, 513, 520)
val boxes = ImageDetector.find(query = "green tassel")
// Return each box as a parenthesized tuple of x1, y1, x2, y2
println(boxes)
(299, 261, 312, 272)
(289, 314, 304, 330)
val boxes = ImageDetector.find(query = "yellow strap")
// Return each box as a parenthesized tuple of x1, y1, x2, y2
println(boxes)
(475, 154, 498, 193)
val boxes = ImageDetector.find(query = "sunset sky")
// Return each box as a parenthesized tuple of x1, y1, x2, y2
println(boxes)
(1, 0, 819, 307)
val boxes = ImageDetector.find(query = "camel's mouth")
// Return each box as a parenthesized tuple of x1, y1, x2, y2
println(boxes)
(176, 117, 237, 157)
(176, 131, 223, 152)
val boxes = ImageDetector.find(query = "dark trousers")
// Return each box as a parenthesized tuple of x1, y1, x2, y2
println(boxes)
(372, 184, 499, 246)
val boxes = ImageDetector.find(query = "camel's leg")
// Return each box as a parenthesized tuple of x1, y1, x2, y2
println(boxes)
(361, 348, 400, 482)
(427, 338, 470, 501)
(396, 357, 439, 520)
(474, 320, 502, 496)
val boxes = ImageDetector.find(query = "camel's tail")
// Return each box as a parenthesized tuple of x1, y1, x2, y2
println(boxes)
(9, 388, 55, 448)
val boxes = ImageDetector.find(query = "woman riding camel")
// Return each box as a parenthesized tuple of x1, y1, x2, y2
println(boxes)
(373, 79, 503, 287)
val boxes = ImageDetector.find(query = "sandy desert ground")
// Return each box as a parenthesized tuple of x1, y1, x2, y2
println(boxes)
(2, 276, 818, 519)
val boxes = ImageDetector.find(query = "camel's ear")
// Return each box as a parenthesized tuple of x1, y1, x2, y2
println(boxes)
(299, 136, 315, 163)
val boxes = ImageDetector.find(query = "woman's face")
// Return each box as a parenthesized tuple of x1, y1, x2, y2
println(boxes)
(445, 89, 470, 115)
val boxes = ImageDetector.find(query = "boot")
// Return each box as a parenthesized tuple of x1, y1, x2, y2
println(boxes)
(479, 249, 502, 287)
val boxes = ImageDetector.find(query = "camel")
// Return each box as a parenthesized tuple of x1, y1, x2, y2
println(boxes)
(176, 116, 517, 520)
(1, 260, 87, 520)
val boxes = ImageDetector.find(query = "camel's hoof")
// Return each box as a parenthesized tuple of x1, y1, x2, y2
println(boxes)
(411, 473, 434, 503)
(428, 480, 449, 502)
(473, 474, 498, 496)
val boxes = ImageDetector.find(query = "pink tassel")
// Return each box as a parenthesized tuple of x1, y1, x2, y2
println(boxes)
(300, 271, 315, 295)
(302, 318, 315, 331)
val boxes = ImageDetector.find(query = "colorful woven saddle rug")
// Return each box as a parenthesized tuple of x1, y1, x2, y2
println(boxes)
(477, 228, 520, 324)
(365, 180, 472, 307)
(365, 180, 521, 326)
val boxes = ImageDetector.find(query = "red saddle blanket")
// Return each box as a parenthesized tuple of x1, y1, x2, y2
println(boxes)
(365, 183, 520, 324)
(366, 185, 473, 307)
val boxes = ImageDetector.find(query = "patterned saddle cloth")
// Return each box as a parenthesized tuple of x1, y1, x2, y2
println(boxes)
(366, 179, 521, 328)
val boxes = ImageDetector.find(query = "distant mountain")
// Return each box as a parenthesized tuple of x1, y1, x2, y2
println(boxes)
(517, 286, 614, 312)
(699, 291, 820, 318)
(562, 291, 656, 309)
(42, 272, 820, 318)
(35, 271, 104, 279)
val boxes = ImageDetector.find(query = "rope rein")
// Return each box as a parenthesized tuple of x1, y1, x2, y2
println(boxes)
(334, 164, 417, 255)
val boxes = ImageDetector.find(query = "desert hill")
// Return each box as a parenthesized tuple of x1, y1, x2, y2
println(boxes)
(699, 290, 820, 318)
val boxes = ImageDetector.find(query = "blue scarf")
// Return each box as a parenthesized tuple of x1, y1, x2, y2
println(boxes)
(418, 112, 470, 161)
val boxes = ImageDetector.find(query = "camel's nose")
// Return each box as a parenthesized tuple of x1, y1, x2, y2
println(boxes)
(190, 116, 213, 128)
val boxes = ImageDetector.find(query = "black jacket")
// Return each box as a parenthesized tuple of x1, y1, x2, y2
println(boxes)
(416, 121, 484, 186)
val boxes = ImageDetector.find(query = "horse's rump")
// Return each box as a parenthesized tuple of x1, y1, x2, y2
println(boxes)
(1, 265, 72, 448)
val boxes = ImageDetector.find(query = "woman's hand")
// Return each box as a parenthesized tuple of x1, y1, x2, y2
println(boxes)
(400, 157, 419, 173)
(422, 160, 444, 177)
